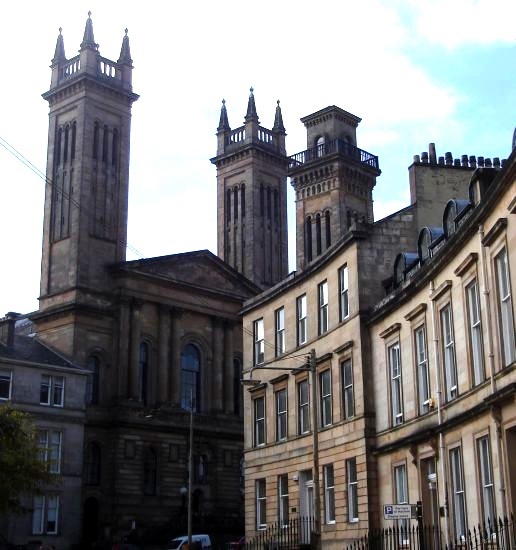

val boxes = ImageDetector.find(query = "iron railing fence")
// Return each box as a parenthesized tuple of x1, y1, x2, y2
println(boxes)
(243, 516, 317, 549)
(345, 515, 515, 550)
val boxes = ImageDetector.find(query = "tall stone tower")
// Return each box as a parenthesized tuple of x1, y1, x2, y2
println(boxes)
(34, 14, 138, 359)
(288, 106, 381, 270)
(211, 89, 289, 289)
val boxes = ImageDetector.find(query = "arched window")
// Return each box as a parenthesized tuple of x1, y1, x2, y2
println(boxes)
(143, 448, 157, 495)
(102, 126, 109, 163)
(316, 136, 325, 158)
(112, 129, 118, 167)
(233, 358, 242, 416)
(85, 442, 101, 485)
(71, 122, 76, 160)
(305, 217, 312, 262)
(241, 185, 246, 218)
(181, 344, 200, 411)
(86, 355, 100, 405)
(92, 122, 99, 160)
(63, 125, 69, 163)
(325, 211, 331, 249)
(316, 213, 322, 256)
(139, 342, 149, 406)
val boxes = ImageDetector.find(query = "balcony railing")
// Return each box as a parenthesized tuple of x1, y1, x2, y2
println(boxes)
(288, 139, 379, 171)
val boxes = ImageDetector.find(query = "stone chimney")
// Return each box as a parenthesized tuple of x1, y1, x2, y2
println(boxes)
(0, 312, 19, 349)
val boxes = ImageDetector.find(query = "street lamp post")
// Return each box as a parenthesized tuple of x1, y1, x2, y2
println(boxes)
(187, 394, 194, 548)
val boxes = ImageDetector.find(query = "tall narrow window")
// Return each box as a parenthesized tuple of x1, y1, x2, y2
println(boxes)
(254, 318, 265, 365)
(316, 214, 322, 255)
(85, 442, 101, 485)
(325, 211, 331, 249)
(56, 128, 62, 165)
(143, 448, 157, 495)
(278, 475, 289, 526)
(92, 122, 99, 159)
(181, 344, 200, 411)
(450, 447, 467, 539)
(347, 458, 358, 522)
(477, 436, 495, 525)
(241, 185, 246, 218)
(319, 369, 332, 427)
(324, 464, 335, 523)
(298, 379, 310, 435)
(40, 375, 64, 407)
(388, 343, 403, 425)
(341, 359, 354, 419)
(102, 125, 109, 162)
(226, 190, 231, 222)
(306, 217, 313, 262)
(256, 479, 267, 529)
(495, 248, 515, 366)
(318, 281, 329, 335)
(254, 396, 265, 446)
(339, 265, 349, 321)
(86, 355, 100, 405)
(267, 188, 272, 220)
(276, 389, 287, 441)
(32, 495, 59, 535)
(71, 122, 76, 160)
(466, 280, 485, 385)
(112, 128, 118, 167)
(394, 464, 409, 540)
(275, 307, 285, 357)
(297, 294, 307, 346)
(260, 184, 265, 216)
(441, 304, 458, 400)
(38, 430, 62, 474)
(274, 189, 279, 223)
(63, 125, 69, 163)
(234, 188, 238, 220)
(415, 326, 430, 414)
(139, 342, 149, 406)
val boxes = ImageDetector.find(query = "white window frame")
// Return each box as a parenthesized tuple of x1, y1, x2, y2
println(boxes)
(254, 396, 265, 447)
(318, 280, 329, 335)
(477, 435, 496, 525)
(40, 375, 65, 407)
(254, 318, 265, 365)
(495, 248, 516, 366)
(450, 446, 467, 540)
(440, 304, 458, 400)
(275, 388, 287, 442)
(347, 457, 358, 522)
(0, 369, 12, 400)
(297, 294, 307, 346)
(275, 307, 285, 357)
(339, 265, 349, 321)
(256, 478, 267, 530)
(388, 343, 403, 425)
(298, 379, 310, 435)
(341, 359, 354, 419)
(38, 429, 62, 474)
(414, 326, 430, 414)
(32, 495, 59, 535)
(324, 463, 336, 524)
(319, 370, 332, 427)
(466, 279, 485, 385)
(394, 464, 409, 542)
(278, 474, 289, 527)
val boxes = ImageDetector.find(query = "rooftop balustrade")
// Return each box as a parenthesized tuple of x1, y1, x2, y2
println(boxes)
(288, 138, 379, 171)
(57, 55, 123, 85)
(224, 125, 278, 150)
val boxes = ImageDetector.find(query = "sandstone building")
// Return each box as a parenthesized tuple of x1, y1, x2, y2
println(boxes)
(241, 108, 515, 547)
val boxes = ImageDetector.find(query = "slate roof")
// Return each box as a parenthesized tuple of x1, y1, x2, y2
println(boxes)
(0, 334, 75, 368)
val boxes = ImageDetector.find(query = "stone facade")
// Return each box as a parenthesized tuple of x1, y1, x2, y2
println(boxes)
(241, 108, 515, 548)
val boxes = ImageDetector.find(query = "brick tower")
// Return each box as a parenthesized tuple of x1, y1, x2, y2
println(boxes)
(211, 89, 289, 288)
(287, 106, 381, 270)
(34, 13, 138, 360)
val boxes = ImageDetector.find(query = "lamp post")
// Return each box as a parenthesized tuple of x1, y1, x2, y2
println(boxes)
(187, 393, 194, 549)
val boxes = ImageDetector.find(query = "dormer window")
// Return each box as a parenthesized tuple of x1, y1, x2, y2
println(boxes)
(443, 202, 457, 237)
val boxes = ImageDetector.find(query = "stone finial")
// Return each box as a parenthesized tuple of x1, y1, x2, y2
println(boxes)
(217, 98, 230, 133)
(118, 28, 133, 65)
(244, 86, 259, 124)
(52, 27, 66, 64)
(80, 11, 97, 51)
(273, 99, 285, 134)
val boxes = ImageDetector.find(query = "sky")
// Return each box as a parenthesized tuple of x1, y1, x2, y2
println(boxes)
(0, 0, 514, 316)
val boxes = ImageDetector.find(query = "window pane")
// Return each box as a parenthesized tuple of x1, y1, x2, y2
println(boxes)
(46, 495, 59, 534)
(495, 249, 516, 366)
(347, 458, 358, 521)
(40, 375, 50, 405)
(0, 372, 11, 400)
(32, 496, 44, 534)
(339, 266, 349, 321)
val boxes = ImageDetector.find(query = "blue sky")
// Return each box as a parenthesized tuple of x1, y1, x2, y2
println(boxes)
(0, 0, 514, 316)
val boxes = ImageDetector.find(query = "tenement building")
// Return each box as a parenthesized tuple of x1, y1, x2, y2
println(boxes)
(241, 108, 515, 547)
(0, 15, 277, 547)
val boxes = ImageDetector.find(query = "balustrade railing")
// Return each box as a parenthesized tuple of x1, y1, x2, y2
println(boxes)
(288, 139, 379, 171)
(59, 55, 81, 80)
(224, 126, 276, 149)
(58, 55, 122, 84)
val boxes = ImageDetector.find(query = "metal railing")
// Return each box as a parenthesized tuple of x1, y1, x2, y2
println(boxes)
(345, 515, 515, 550)
(243, 516, 317, 549)
(288, 139, 379, 171)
